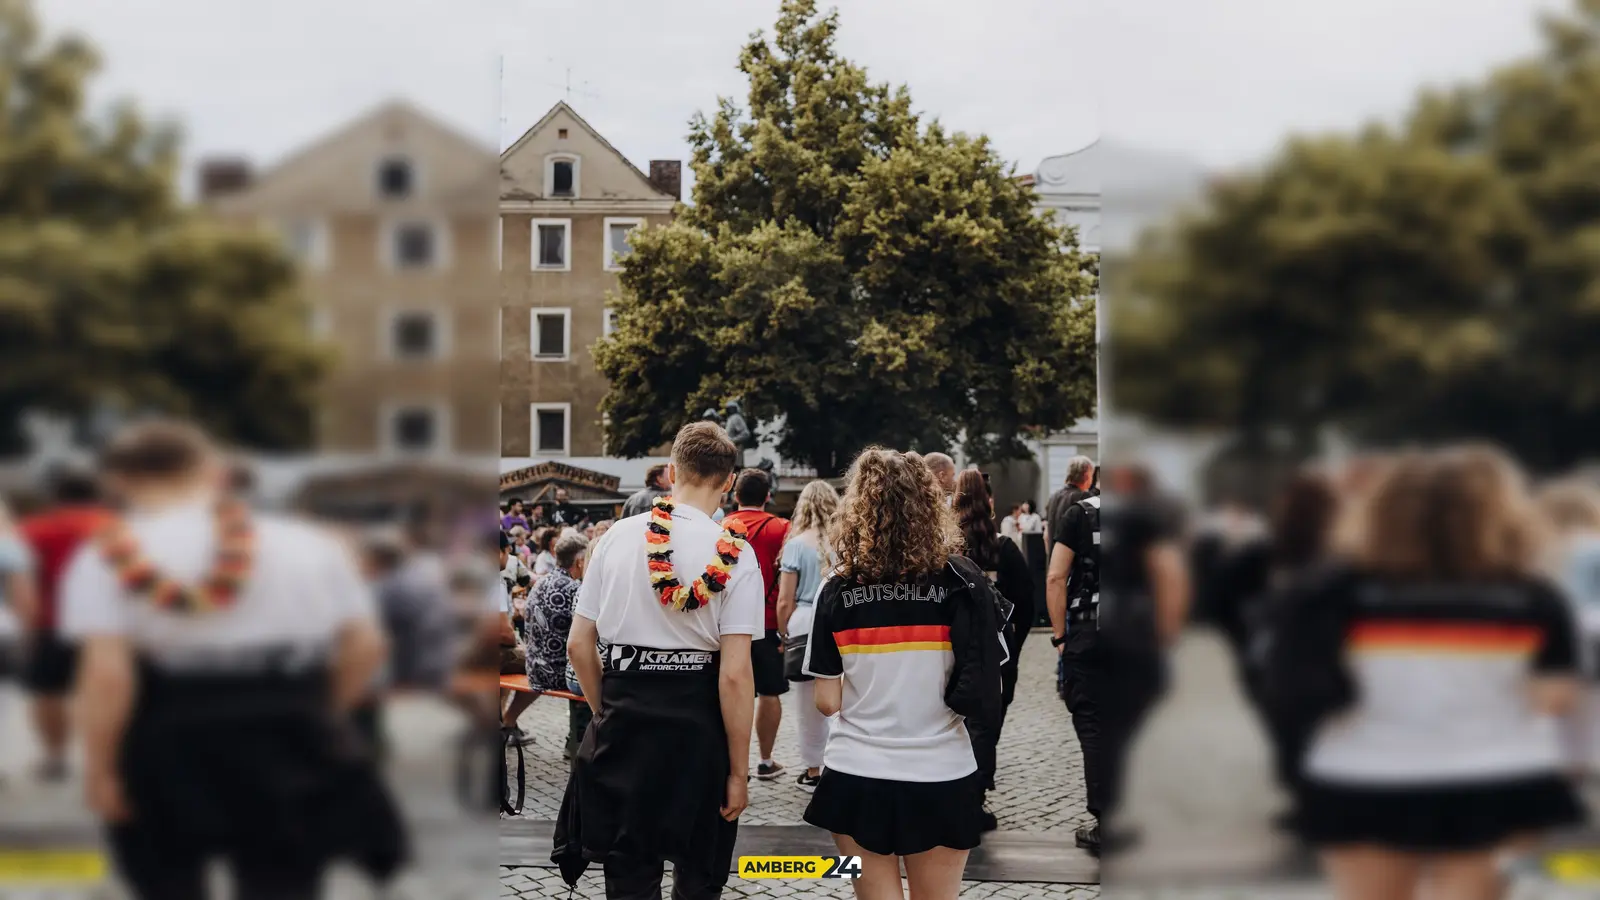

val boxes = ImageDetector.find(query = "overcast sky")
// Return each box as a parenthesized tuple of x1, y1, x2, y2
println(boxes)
(38, 0, 1565, 186)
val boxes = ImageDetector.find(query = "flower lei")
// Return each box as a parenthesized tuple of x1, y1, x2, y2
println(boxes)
(646, 496, 748, 611)
(98, 500, 256, 615)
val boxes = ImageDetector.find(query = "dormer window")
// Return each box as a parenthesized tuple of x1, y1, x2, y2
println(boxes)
(545, 154, 580, 199)
(377, 156, 414, 199)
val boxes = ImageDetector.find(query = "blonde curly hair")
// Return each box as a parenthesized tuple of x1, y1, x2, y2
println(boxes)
(832, 448, 959, 583)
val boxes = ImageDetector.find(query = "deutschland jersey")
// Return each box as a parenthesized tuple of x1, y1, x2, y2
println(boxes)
(802, 566, 979, 783)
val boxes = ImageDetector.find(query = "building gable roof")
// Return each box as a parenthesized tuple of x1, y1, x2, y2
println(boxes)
(500, 101, 670, 201)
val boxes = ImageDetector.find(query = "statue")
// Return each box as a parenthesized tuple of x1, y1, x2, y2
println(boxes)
(723, 400, 755, 468)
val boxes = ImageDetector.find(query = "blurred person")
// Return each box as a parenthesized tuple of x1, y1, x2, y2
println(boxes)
(1263, 448, 1583, 900)
(622, 464, 673, 519)
(923, 452, 957, 500)
(506, 532, 590, 744)
(357, 528, 456, 758)
(501, 499, 530, 533)
(508, 525, 534, 564)
(63, 420, 405, 899)
(1189, 494, 1269, 669)
(590, 519, 614, 543)
(551, 488, 588, 529)
(773, 479, 841, 793)
(530, 527, 559, 578)
(1045, 456, 1095, 548)
(0, 499, 36, 781)
(999, 504, 1023, 548)
(800, 448, 1004, 900)
(722, 468, 791, 781)
(1017, 501, 1042, 533)
(1239, 469, 1343, 816)
(17, 467, 110, 781)
(1535, 479, 1600, 772)
(952, 469, 1034, 832)
(553, 422, 761, 900)
(1048, 462, 1189, 857)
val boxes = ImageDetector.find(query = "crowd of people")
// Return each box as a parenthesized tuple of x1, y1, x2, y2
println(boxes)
(490, 423, 1053, 900)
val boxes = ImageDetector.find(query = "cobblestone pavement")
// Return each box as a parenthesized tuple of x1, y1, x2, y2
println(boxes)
(500, 867, 1100, 898)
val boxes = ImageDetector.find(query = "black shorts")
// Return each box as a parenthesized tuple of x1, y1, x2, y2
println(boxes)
(751, 630, 788, 697)
(23, 632, 79, 696)
(804, 769, 985, 856)
(1295, 774, 1585, 852)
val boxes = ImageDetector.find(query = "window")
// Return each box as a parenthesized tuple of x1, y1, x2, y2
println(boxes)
(530, 219, 571, 271)
(552, 161, 574, 197)
(604, 217, 643, 271)
(495, 216, 503, 270)
(544, 155, 580, 199)
(602, 308, 616, 338)
(392, 222, 436, 268)
(388, 310, 448, 360)
(558, 128, 568, 139)
(387, 406, 442, 453)
(309, 307, 332, 340)
(532, 403, 570, 455)
(532, 308, 570, 360)
(280, 218, 328, 269)
(377, 156, 414, 199)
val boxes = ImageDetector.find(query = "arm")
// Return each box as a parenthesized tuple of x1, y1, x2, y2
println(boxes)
(567, 615, 604, 714)
(775, 571, 798, 639)
(1047, 542, 1074, 649)
(6, 568, 36, 631)
(78, 635, 136, 822)
(331, 619, 388, 712)
(814, 675, 841, 716)
(718, 632, 754, 822)
(1147, 541, 1191, 646)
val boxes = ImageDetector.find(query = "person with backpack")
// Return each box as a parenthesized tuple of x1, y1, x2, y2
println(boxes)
(1047, 463, 1189, 857)
(721, 468, 792, 782)
(952, 469, 1034, 831)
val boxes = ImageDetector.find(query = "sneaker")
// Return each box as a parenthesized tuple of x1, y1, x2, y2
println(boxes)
(501, 725, 534, 747)
(1075, 823, 1100, 858)
(979, 805, 999, 832)
(754, 761, 786, 781)
(796, 771, 821, 792)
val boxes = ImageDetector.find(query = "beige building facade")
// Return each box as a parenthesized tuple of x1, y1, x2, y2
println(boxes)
(499, 102, 678, 460)
(204, 100, 500, 461)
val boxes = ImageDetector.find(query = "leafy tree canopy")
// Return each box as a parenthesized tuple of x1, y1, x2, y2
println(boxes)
(596, 0, 1096, 476)
(0, 0, 325, 453)
(1114, 0, 1600, 472)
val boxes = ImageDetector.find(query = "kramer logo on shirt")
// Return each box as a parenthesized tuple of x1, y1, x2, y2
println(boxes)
(738, 856, 862, 879)
(607, 645, 714, 672)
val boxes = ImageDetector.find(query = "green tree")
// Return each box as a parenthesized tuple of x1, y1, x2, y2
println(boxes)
(0, 0, 324, 453)
(1114, 0, 1600, 472)
(595, 0, 1097, 477)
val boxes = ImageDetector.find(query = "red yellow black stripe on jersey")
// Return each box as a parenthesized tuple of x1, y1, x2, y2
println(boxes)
(835, 624, 952, 655)
(1347, 620, 1542, 656)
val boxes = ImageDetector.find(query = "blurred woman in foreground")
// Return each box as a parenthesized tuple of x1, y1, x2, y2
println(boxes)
(1270, 448, 1584, 900)
(773, 479, 840, 792)
(1536, 480, 1600, 775)
(801, 449, 1004, 900)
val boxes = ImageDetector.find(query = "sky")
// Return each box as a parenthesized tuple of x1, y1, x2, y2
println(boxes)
(36, 0, 1567, 188)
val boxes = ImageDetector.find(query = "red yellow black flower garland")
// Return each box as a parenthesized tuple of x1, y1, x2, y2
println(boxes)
(98, 500, 256, 615)
(646, 496, 748, 611)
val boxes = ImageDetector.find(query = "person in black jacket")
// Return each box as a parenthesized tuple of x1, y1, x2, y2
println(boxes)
(952, 469, 1034, 830)
(801, 448, 1002, 900)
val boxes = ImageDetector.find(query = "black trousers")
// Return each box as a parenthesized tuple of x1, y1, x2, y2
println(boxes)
(603, 857, 722, 900)
(110, 829, 326, 900)
(1062, 628, 1165, 823)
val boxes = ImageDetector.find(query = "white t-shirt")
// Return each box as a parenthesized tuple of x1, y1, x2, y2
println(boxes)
(574, 502, 763, 651)
(58, 499, 376, 666)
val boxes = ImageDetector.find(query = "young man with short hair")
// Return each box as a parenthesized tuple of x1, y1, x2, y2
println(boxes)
(555, 422, 762, 900)
(721, 468, 791, 781)
(622, 464, 673, 519)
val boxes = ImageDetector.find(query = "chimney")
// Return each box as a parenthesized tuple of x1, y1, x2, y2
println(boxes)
(648, 160, 682, 201)
(197, 158, 253, 201)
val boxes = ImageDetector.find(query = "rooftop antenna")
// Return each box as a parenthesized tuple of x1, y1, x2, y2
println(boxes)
(544, 56, 601, 105)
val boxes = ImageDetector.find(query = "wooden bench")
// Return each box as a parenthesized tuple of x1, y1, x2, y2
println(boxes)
(498, 673, 585, 704)
(447, 671, 586, 703)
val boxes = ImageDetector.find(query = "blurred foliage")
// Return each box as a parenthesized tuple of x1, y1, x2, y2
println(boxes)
(594, 0, 1097, 476)
(1114, 0, 1600, 472)
(0, 0, 324, 453)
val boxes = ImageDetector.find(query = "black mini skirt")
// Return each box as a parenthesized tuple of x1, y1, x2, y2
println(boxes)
(1295, 773, 1585, 852)
(803, 768, 985, 857)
